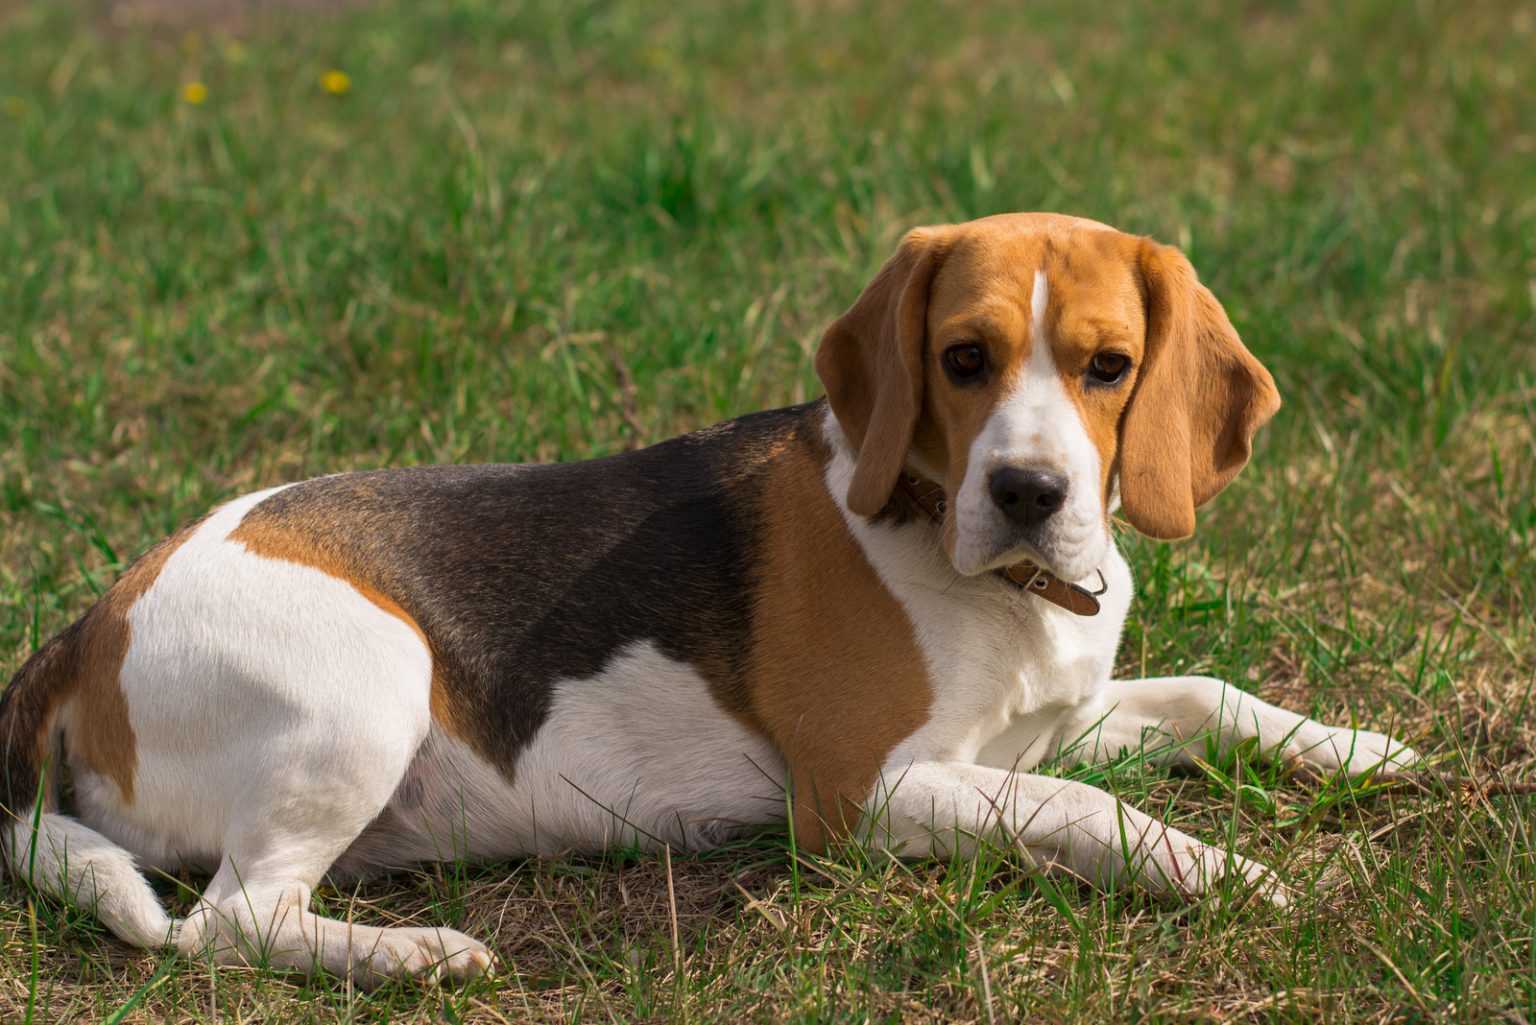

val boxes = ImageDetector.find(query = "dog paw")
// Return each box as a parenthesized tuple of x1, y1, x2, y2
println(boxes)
(1137, 828, 1291, 908)
(1285, 725, 1420, 780)
(353, 926, 496, 987)
(1182, 843, 1292, 908)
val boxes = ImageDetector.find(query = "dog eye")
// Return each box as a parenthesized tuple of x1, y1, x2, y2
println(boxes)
(1087, 352, 1130, 385)
(943, 343, 987, 380)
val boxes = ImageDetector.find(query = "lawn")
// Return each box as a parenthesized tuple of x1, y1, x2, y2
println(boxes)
(1, 0, 1533, 1021)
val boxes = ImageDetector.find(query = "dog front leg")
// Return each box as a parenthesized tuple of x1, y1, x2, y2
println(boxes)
(1048, 676, 1420, 777)
(865, 761, 1285, 903)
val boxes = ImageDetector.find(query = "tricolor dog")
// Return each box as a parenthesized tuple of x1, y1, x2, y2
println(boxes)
(1, 212, 1419, 984)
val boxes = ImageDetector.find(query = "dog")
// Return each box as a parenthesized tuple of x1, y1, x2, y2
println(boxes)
(1, 212, 1420, 985)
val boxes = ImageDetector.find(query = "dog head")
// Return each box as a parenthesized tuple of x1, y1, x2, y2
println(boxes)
(816, 212, 1280, 580)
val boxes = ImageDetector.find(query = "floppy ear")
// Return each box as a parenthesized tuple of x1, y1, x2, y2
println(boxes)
(1118, 240, 1282, 540)
(815, 227, 952, 516)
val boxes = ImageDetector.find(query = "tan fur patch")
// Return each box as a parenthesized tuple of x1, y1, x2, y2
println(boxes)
(746, 429, 933, 853)
(226, 517, 467, 739)
(1116, 239, 1281, 538)
(62, 520, 202, 804)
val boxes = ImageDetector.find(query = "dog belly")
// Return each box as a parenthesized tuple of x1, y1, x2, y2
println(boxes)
(336, 640, 788, 875)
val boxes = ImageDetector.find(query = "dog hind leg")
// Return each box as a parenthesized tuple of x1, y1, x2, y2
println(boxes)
(3, 811, 174, 947)
(174, 826, 492, 985)
(164, 670, 488, 989)
(119, 531, 494, 984)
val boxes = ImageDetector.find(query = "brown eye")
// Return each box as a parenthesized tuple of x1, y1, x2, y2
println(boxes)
(943, 343, 987, 380)
(1088, 352, 1130, 385)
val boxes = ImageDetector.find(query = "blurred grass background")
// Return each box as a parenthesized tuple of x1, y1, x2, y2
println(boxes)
(1, 0, 1533, 1021)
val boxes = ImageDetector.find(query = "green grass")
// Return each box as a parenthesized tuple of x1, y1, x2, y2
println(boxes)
(2, 0, 1534, 1020)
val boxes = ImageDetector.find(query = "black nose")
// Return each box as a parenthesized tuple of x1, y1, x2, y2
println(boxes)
(989, 467, 1068, 525)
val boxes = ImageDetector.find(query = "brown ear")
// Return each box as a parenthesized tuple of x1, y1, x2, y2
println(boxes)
(1118, 240, 1282, 539)
(814, 227, 952, 516)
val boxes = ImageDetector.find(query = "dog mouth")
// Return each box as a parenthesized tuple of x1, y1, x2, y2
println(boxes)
(949, 529, 1047, 577)
(950, 520, 1107, 584)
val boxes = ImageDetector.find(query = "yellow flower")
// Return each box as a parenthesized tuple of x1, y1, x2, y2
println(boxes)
(318, 70, 351, 95)
(181, 81, 209, 105)
(222, 40, 248, 64)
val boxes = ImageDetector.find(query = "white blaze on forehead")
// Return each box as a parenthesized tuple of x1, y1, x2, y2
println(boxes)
(1031, 269, 1049, 348)
(950, 269, 1109, 578)
(973, 270, 1081, 471)
(1021, 270, 1060, 422)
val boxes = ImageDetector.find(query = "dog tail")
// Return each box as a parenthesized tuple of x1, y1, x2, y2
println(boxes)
(1, 624, 173, 948)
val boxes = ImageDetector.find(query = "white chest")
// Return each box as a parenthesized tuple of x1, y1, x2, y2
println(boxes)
(874, 527, 1132, 765)
(825, 441, 1133, 769)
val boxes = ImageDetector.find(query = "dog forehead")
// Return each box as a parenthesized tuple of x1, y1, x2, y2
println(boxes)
(1038, 235, 1146, 348)
(929, 220, 1144, 344)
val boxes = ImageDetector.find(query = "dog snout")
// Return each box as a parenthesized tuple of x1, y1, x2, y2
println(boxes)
(988, 466, 1068, 526)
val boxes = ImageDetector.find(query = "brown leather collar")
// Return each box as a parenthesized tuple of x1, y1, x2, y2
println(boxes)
(893, 474, 1104, 617)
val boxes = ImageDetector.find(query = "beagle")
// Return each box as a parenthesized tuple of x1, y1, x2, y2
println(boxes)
(0, 212, 1419, 985)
